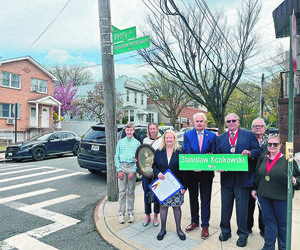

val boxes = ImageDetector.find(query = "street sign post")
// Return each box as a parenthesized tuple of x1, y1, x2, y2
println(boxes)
(113, 35, 150, 55)
(112, 26, 136, 43)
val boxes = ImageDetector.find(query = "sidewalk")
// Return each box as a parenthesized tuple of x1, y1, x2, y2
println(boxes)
(94, 172, 300, 249)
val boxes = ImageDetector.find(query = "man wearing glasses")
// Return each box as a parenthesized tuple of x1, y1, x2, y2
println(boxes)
(247, 118, 267, 237)
(216, 113, 261, 247)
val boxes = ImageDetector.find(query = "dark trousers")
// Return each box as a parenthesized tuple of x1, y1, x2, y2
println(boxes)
(220, 183, 250, 239)
(188, 173, 213, 228)
(258, 194, 287, 250)
(142, 176, 160, 215)
(247, 192, 265, 233)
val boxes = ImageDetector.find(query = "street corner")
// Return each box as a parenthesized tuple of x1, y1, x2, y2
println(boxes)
(94, 196, 144, 250)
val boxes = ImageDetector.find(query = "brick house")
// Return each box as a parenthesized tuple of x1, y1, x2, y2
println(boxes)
(0, 56, 61, 142)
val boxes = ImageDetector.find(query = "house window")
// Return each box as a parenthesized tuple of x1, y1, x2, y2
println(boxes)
(31, 78, 47, 93)
(141, 94, 144, 105)
(130, 110, 134, 122)
(1, 71, 21, 89)
(147, 113, 154, 123)
(0, 103, 21, 118)
(134, 92, 137, 104)
(126, 90, 130, 102)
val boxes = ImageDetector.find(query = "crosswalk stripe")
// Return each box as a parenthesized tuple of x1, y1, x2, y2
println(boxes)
(0, 172, 87, 192)
(0, 166, 53, 176)
(20, 194, 80, 210)
(0, 169, 65, 183)
(0, 165, 36, 171)
(4, 233, 58, 250)
(0, 188, 56, 203)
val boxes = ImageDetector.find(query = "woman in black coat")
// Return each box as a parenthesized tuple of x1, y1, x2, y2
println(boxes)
(152, 130, 188, 241)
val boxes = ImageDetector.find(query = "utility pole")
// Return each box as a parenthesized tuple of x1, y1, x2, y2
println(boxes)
(14, 103, 18, 143)
(98, 0, 118, 201)
(260, 73, 264, 118)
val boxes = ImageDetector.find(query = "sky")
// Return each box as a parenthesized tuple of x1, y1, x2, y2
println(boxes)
(0, 0, 289, 82)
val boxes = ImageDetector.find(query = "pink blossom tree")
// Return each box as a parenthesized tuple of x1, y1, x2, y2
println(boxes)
(73, 82, 123, 123)
(53, 81, 78, 116)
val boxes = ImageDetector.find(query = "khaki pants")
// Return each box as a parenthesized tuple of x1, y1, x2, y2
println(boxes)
(118, 163, 136, 214)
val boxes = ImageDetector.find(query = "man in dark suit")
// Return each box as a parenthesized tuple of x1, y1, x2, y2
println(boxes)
(184, 112, 216, 239)
(216, 113, 261, 248)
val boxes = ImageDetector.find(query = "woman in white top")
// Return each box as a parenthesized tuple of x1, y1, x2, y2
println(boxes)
(142, 123, 162, 227)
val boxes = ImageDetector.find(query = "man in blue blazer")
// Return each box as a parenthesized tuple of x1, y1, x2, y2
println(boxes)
(216, 113, 261, 248)
(184, 112, 216, 239)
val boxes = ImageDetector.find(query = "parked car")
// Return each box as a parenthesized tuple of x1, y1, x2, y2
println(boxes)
(78, 124, 163, 174)
(5, 131, 80, 161)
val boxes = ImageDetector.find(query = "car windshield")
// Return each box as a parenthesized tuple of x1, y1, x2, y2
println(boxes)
(28, 133, 51, 141)
(84, 127, 106, 140)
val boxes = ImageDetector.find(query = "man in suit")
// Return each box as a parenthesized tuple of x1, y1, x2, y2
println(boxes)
(184, 112, 216, 239)
(247, 118, 267, 236)
(217, 113, 261, 248)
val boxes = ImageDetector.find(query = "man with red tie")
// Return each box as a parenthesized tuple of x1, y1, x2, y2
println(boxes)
(216, 113, 261, 247)
(183, 113, 216, 239)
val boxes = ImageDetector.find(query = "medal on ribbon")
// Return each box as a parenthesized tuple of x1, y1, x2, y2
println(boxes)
(228, 130, 239, 153)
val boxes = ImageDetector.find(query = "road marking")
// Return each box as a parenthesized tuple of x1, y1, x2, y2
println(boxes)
(21, 194, 80, 210)
(0, 172, 87, 192)
(0, 188, 56, 203)
(0, 165, 36, 171)
(0, 166, 53, 176)
(4, 233, 58, 250)
(0, 169, 65, 183)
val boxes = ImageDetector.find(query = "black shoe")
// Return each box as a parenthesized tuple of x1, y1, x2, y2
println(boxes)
(157, 230, 166, 241)
(236, 237, 247, 247)
(260, 231, 265, 237)
(219, 233, 231, 241)
(177, 232, 186, 241)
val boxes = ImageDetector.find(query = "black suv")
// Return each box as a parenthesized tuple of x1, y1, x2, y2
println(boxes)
(77, 124, 162, 174)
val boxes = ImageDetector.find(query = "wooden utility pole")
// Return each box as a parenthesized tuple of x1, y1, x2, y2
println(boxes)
(98, 0, 118, 201)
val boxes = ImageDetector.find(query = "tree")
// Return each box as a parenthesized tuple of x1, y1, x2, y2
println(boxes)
(225, 82, 260, 129)
(263, 74, 281, 127)
(73, 83, 123, 123)
(138, 0, 262, 133)
(49, 64, 93, 86)
(53, 81, 78, 116)
(143, 73, 191, 128)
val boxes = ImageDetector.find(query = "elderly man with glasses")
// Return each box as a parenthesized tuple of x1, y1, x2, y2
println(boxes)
(216, 113, 261, 247)
(247, 118, 268, 237)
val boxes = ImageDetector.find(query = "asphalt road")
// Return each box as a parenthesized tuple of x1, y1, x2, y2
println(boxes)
(0, 155, 116, 250)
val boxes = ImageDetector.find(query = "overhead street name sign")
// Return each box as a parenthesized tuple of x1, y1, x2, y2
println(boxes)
(113, 35, 150, 55)
(112, 26, 136, 43)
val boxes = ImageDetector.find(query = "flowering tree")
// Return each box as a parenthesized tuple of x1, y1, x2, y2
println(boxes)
(74, 82, 124, 123)
(53, 81, 78, 116)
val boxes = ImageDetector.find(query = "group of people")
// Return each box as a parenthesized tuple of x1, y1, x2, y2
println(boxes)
(114, 113, 300, 249)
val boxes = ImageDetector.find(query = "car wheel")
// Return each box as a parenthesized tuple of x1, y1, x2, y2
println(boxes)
(88, 169, 101, 174)
(73, 143, 80, 156)
(32, 147, 46, 161)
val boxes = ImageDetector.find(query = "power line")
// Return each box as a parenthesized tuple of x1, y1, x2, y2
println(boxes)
(27, 0, 72, 50)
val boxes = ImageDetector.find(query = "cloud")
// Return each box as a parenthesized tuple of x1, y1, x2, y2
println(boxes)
(45, 49, 74, 63)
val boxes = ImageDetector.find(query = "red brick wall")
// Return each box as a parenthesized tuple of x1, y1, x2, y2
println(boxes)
(0, 59, 54, 131)
(278, 97, 300, 153)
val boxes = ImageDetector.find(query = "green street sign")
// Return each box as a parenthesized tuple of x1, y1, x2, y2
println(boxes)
(113, 26, 136, 43)
(179, 154, 248, 171)
(112, 25, 120, 33)
(113, 35, 150, 55)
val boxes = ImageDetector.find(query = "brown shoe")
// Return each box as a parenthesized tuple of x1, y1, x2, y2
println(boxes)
(201, 227, 209, 239)
(185, 223, 199, 232)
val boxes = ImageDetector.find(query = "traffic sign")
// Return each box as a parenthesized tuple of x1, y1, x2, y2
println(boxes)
(113, 35, 150, 55)
(113, 26, 136, 43)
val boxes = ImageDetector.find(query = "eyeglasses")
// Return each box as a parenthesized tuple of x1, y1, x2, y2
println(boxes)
(267, 143, 279, 147)
(226, 119, 237, 123)
(252, 125, 264, 128)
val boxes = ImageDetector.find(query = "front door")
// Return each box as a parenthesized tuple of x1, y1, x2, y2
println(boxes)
(41, 107, 49, 128)
(30, 106, 37, 127)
